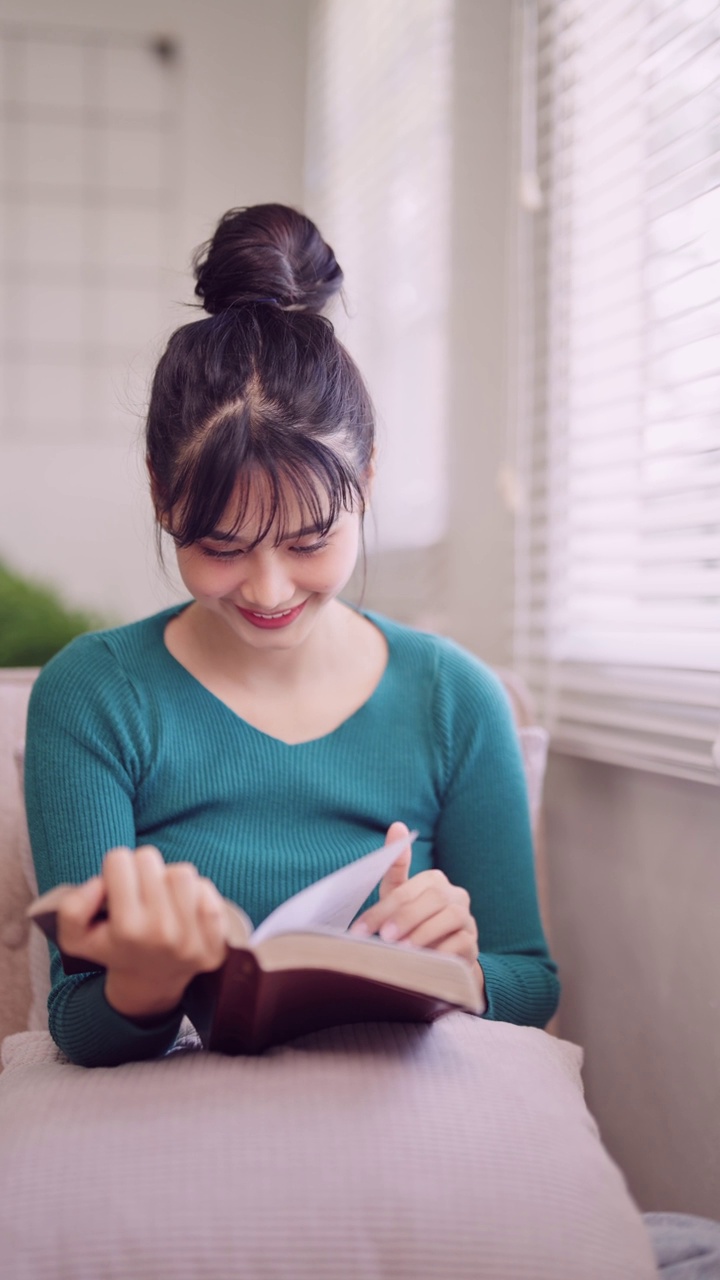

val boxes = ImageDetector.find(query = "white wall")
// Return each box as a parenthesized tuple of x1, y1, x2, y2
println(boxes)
(546, 755, 720, 1219)
(0, 0, 311, 623)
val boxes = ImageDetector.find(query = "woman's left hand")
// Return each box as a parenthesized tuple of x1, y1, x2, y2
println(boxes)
(350, 822, 485, 1002)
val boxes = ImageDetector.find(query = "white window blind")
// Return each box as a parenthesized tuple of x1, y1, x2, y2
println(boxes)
(305, 0, 453, 562)
(513, 0, 720, 785)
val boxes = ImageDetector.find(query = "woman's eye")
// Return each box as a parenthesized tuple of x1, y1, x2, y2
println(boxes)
(199, 546, 245, 560)
(196, 538, 330, 560)
(291, 540, 329, 556)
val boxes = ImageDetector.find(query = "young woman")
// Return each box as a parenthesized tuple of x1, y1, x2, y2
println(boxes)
(24, 204, 559, 1067)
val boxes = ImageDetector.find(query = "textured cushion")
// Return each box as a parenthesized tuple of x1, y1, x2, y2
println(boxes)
(0, 674, 38, 1051)
(0, 1016, 656, 1280)
(11, 742, 51, 1033)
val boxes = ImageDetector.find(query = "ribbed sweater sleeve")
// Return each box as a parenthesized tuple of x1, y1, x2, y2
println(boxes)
(24, 635, 184, 1066)
(430, 640, 559, 1028)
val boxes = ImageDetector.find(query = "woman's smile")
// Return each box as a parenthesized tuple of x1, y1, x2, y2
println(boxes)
(233, 600, 309, 629)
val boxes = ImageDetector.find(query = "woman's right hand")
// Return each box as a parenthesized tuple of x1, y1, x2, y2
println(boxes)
(56, 845, 228, 1020)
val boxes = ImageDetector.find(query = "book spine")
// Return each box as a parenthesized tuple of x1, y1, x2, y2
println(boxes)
(206, 950, 261, 1054)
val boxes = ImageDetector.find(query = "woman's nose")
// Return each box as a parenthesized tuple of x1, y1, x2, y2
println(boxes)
(239, 553, 293, 610)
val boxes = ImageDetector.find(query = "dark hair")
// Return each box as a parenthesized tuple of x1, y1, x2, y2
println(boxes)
(146, 204, 374, 554)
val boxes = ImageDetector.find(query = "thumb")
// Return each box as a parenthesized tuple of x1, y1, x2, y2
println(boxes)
(81, 875, 108, 920)
(379, 822, 412, 900)
(56, 876, 108, 956)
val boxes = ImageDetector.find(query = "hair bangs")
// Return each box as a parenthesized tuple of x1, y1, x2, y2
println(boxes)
(166, 406, 256, 547)
(164, 405, 365, 553)
(219, 434, 364, 551)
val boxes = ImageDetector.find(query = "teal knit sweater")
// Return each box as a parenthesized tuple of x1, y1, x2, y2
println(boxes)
(24, 603, 559, 1066)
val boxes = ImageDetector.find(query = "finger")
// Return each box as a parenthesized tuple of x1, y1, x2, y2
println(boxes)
(350, 872, 429, 937)
(352, 868, 449, 937)
(133, 845, 170, 906)
(163, 864, 205, 956)
(166, 873, 226, 969)
(101, 846, 144, 932)
(195, 880, 229, 970)
(376, 885, 460, 943)
(195, 876, 224, 919)
(134, 846, 181, 943)
(378, 822, 412, 901)
(56, 875, 126, 962)
(400, 904, 476, 951)
(57, 876, 106, 932)
(433, 931, 480, 966)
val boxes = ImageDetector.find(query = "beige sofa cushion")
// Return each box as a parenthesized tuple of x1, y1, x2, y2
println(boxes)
(0, 1016, 657, 1280)
(11, 739, 51, 1034)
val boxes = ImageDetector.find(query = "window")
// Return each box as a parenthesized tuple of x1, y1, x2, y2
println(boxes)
(512, 0, 720, 783)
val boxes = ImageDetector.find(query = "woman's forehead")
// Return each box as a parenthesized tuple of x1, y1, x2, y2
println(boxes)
(213, 472, 337, 542)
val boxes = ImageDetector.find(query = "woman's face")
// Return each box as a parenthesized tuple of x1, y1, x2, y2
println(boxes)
(171, 476, 363, 652)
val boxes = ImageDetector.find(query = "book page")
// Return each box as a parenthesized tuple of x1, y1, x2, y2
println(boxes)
(250, 830, 418, 945)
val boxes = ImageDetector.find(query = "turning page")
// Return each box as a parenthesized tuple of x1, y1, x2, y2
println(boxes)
(251, 830, 418, 944)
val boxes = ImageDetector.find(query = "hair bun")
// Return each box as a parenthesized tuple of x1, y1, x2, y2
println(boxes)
(192, 204, 343, 316)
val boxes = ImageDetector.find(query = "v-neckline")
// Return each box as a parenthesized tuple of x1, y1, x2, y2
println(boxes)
(156, 600, 393, 748)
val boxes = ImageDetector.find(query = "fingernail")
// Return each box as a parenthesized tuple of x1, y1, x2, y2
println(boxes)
(350, 922, 370, 937)
(380, 921, 399, 942)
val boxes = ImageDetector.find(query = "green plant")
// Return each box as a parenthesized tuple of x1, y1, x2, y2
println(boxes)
(0, 561, 105, 667)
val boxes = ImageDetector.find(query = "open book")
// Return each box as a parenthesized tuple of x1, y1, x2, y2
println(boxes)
(27, 832, 482, 1054)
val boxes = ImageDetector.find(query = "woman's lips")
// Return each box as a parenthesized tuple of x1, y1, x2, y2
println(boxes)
(234, 599, 308, 630)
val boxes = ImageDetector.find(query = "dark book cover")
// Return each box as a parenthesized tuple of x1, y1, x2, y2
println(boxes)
(183, 950, 458, 1055)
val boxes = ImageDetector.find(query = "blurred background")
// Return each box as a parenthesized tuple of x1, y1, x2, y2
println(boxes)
(0, 0, 479, 642)
(0, 0, 718, 1220)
